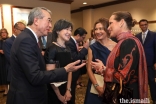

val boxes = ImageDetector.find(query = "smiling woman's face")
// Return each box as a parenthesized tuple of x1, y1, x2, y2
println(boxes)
(94, 23, 108, 40)
(58, 27, 72, 42)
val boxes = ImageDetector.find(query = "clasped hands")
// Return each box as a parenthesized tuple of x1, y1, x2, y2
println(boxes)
(58, 90, 71, 104)
(91, 59, 105, 75)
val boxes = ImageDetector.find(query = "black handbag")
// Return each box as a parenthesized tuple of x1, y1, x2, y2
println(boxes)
(103, 77, 133, 104)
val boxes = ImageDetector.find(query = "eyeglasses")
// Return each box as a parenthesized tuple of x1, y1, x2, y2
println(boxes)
(140, 24, 148, 26)
(16, 28, 24, 31)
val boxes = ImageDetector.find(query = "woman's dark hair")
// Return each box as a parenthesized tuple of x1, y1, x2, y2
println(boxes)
(93, 18, 109, 36)
(51, 19, 73, 42)
(112, 11, 136, 30)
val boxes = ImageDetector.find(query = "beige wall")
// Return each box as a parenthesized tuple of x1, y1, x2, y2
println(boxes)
(0, 0, 71, 36)
(71, 11, 83, 34)
(71, 0, 156, 38)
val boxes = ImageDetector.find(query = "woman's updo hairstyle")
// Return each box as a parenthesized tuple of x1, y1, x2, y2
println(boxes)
(112, 11, 136, 30)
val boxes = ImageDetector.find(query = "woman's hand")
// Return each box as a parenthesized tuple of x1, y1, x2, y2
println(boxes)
(57, 94, 65, 104)
(96, 86, 104, 97)
(64, 90, 72, 102)
(91, 59, 105, 75)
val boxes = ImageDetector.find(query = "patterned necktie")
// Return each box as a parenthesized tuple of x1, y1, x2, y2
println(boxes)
(142, 33, 145, 43)
(42, 36, 46, 48)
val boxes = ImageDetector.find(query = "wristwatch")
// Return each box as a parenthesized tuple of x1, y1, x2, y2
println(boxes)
(66, 88, 71, 92)
(94, 84, 99, 88)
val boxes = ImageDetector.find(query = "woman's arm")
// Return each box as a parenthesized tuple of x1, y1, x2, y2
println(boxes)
(46, 64, 65, 103)
(64, 72, 72, 101)
(87, 47, 104, 96)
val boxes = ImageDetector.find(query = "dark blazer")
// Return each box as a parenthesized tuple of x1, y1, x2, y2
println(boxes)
(66, 37, 88, 81)
(39, 32, 52, 50)
(66, 37, 88, 104)
(135, 30, 156, 66)
(3, 35, 15, 82)
(7, 28, 67, 104)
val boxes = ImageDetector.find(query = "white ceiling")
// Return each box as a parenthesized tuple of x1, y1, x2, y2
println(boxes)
(70, 0, 116, 10)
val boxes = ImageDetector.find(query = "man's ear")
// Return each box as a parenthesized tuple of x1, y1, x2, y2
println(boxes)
(33, 18, 39, 26)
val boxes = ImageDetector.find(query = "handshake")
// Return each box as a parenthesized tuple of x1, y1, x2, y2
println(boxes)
(64, 60, 86, 72)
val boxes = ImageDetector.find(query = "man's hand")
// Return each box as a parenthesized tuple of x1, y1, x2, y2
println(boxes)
(64, 60, 86, 72)
(0, 50, 4, 54)
(83, 39, 89, 49)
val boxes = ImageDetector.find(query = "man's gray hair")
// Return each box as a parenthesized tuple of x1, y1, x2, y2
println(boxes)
(27, 7, 52, 26)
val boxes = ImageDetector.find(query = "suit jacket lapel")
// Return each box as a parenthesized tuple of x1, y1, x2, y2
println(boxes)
(70, 37, 77, 51)
(24, 28, 45, 68)
(11, 35, 15, 40)
(137, 33, 143, 43)
(24, 28, 38, 43)
(144, 31, 151, 44)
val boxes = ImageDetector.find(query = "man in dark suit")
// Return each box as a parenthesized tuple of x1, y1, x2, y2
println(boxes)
(135, 19, 156, 104)
(66, 27, 89, 104)
(3, 22, 26, 83)
(6, 7, 85, 104)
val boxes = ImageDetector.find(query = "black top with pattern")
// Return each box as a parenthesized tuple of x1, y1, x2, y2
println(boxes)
(44, 43, 72, 67)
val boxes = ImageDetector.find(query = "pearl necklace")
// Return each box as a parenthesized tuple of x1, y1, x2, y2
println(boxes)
(57, 42, 66, 48)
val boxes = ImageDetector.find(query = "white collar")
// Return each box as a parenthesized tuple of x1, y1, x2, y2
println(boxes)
(26, 27, 39, 43)
(142, 30, 148, 35)
(71, 36, 77, 44)
(13, 34, 16, 38)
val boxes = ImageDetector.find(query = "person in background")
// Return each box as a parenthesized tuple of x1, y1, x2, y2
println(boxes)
(91, 11, 148, 103)
(44, 19, 73, 104)
(84, 18, 116, 104)
(89, 29, 96, 45)
(66, 27, 89, 104)
(76, 40, 87, 89)
(135, 19, 156, 104)
(0, 28, 9, 96)
(6, 7, 85, 104)
(3, 22, 26, 83)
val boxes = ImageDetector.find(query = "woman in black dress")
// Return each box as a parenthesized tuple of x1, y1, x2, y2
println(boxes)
(44, 19, 73, 104)
(0, 28, 9, 95)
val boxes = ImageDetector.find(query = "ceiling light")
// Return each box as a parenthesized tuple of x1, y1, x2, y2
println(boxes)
(83, 2, 87, 5)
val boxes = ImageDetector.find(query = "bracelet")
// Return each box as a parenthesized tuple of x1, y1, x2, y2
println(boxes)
(102, 66, 106, 73)
(66, 88, 71, 92)
(94, 84, 99, 88)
